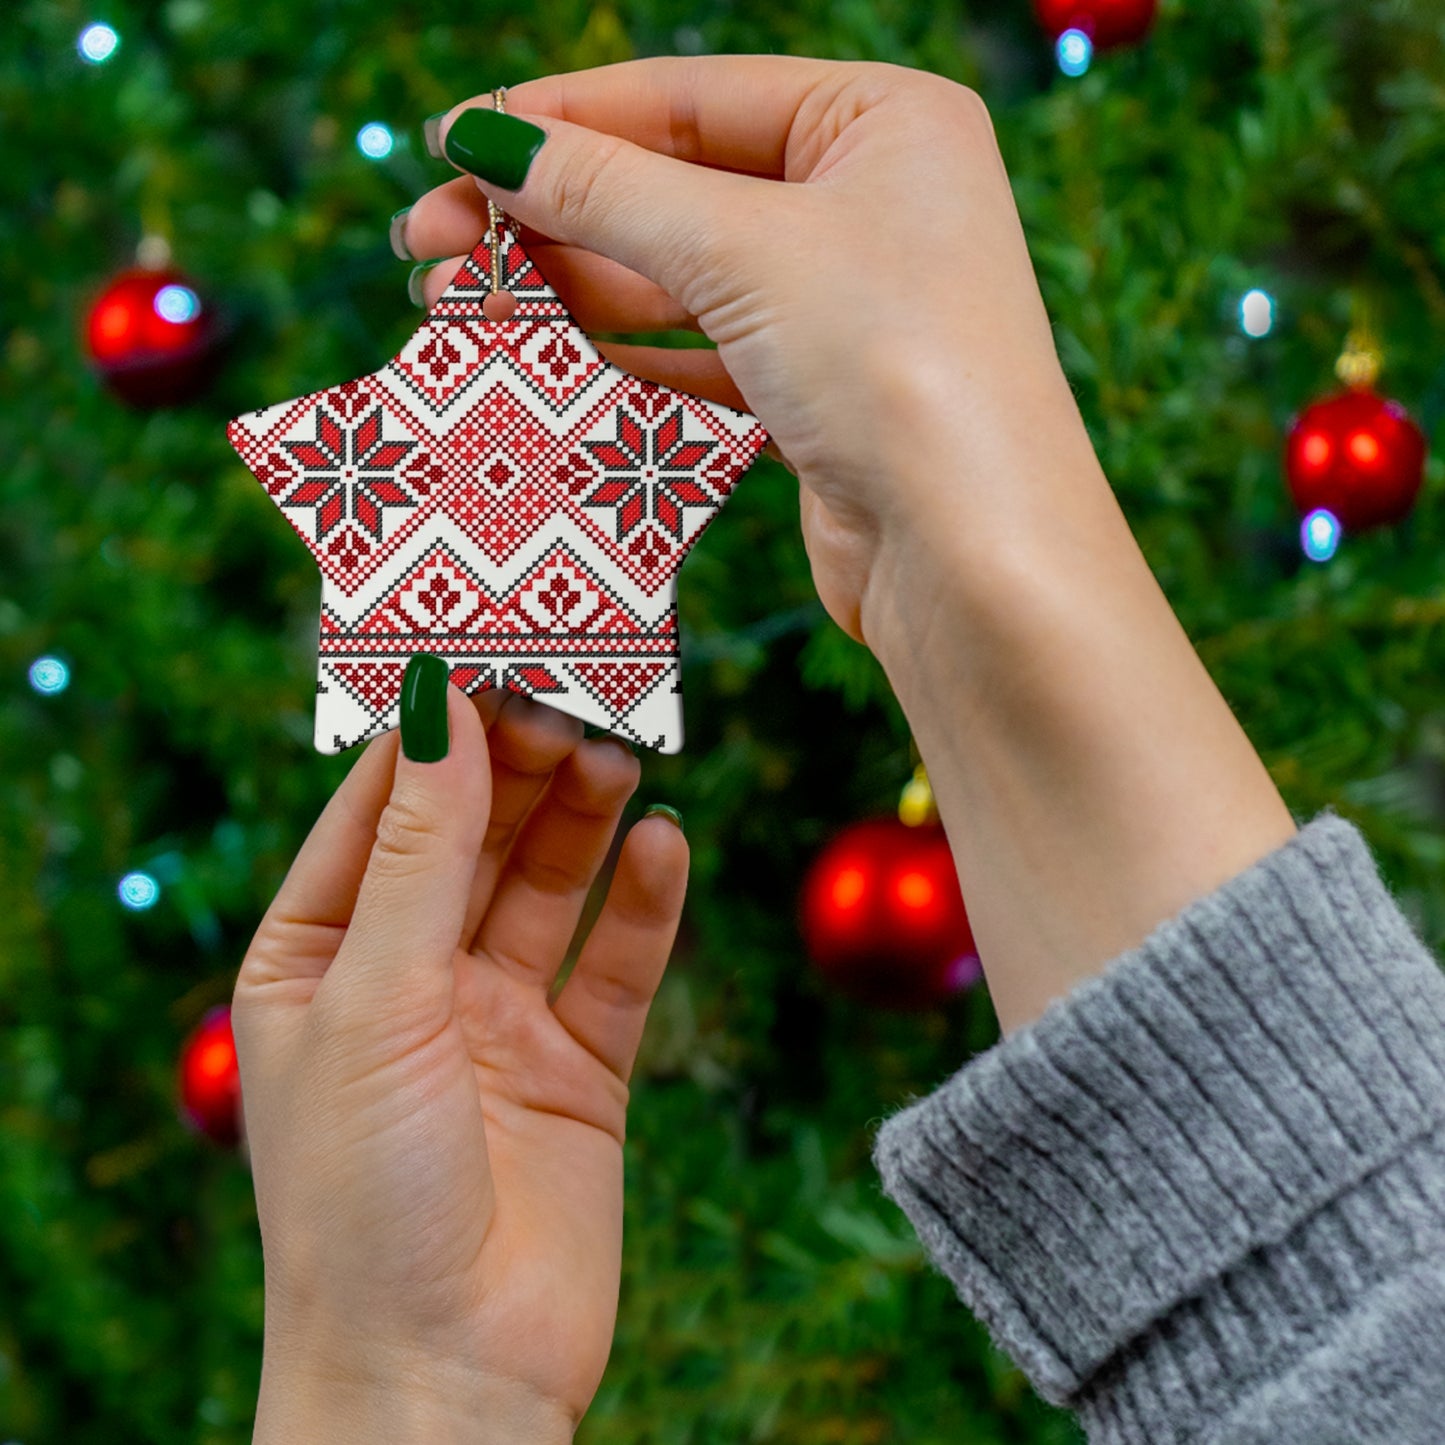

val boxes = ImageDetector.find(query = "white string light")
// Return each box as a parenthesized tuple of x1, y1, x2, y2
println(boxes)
(78, 22, 120, 64)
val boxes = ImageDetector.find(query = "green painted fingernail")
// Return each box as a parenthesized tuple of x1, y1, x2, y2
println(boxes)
(401, 653, 450, 762)
(443, 107, 547, 192)
(423, 112, 447, 159)
(644, 804, 683, 833)
(389, 206, 413, 261)
(407, 262, 436, 308)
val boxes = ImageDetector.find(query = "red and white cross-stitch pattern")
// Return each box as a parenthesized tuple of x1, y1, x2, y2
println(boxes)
(227, 219, 769, 754)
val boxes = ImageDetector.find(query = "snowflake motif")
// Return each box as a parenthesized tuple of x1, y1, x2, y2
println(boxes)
(281, 405, 419, 541)
(581, 405, 719, 541)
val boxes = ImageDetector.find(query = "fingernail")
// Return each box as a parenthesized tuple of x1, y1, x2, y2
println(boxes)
(599, 733, 637, 755)
(423, 112, 447, 160)
(644, 803, 683, 833)
(389, 206, 413, 261)
(407, 262, 436, 308)
(400, 653, 450, 762)
(443, 106, 547, 192)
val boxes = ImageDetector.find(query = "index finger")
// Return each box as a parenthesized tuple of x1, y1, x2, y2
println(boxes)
(497, 54, 847, 178)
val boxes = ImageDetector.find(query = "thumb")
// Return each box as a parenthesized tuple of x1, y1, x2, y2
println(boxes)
(322, 656, 491, 1029)
(438, 103, 768, 321)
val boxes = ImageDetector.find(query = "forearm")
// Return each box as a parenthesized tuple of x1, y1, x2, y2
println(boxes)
(860, 376, 1297, 1034)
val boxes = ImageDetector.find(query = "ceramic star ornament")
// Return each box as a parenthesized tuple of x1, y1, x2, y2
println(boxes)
(226, 215, 768, 754)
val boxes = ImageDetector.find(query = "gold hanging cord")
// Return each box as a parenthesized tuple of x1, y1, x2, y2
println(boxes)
(488, 87, 507, 297)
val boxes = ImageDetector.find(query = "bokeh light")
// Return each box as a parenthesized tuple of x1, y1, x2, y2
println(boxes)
(1240, 288, 1275, 338)
(153, 284, 201, 324)
(356, 122, 394, 159)
(895, 870, 936, 911)
(28, 657, 70, 695)
(830, 866, 866, 910)
(1348, 430, 1381, 466)
(1057, 29, 1093, 76)
(118, 871, 161, 910)
(1301, 508, 1341, 563)
(945, 952, 983, 992)
(78, 23, 120, 64)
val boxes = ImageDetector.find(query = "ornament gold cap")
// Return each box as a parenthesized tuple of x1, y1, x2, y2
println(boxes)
(1335, 329, 1383, 390)
(136, 233, 172, 270)
(898, 763, 938, 827)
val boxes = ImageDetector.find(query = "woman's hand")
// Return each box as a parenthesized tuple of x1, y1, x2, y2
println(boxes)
(233, 680, 688, 1443)
(400, 58, 1296, 1038)
(401, 56, 1096, 646)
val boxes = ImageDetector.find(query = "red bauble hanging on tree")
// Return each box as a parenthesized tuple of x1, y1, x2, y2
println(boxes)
(178, 1005, 243, 1148)
(799, 816, 981, 1011)
(1285, 387, 1427, 534)
(85, 266, 220, 407)
(1033, 0, 1158, 50)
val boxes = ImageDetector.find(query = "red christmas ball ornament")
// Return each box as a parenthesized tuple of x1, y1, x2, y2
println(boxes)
(1285, 388, 1427, 534)
(799, 817, 981, 1011)
(85, 266, 220, 407)
(1033, 0, 1158, 49)
(178, 1005, 243, 1148)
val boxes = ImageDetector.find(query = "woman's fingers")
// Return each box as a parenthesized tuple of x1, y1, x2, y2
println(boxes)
(434, 102, 769, 314)
(551, 812, 689, 1083)
(460, 692, 585, 949)
(590, 342, 748, 411)
(527, 245, 698, 331)
(319, 685, 493, 1037)
(397, 177, 572, 258)
(499, 55, 849, 177)
(408, 238, 699, 336)
(402, 178, 700, 333)
(470, 737, 640, 992)
(232, 731, 400, 1088)
(237, 731, 400, 990)
(412, 255, 468, 307)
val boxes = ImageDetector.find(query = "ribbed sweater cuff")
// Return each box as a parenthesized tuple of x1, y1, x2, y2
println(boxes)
(870, 809, 1445, 1410)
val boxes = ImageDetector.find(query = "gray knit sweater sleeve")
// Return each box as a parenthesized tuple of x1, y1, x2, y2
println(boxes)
(871, 809, 1445, 1442)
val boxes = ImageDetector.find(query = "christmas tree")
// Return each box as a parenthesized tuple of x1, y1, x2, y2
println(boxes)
(4, 1, 1444, 1440)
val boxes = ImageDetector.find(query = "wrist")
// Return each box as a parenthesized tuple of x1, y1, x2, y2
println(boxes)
(856, 350, 1117, 681)
(254, 1345, 575, 1445)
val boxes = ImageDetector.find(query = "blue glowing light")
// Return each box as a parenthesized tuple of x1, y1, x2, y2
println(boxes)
(1057, 28, 1093, 77)
(1240, 288, 1275, 338)
(28, 657, 70, 695)
(1301, 508, 1341, 563)
(153, 284, 201, 324)
(357, 123, 395, 159)
(118, 871, 161, 910)
(78, 22, 120, 64)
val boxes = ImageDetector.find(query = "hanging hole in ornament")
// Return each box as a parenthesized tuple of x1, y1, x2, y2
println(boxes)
(483, 290, 518, 322)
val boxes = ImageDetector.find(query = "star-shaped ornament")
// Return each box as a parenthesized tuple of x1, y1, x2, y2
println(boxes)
(227, 216, 768, 754)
